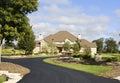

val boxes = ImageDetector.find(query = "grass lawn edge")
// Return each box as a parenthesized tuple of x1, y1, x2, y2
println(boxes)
(43, 58, 113, 76)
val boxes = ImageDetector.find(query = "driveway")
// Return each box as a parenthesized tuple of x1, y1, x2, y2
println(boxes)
(2, 58, 119, 83)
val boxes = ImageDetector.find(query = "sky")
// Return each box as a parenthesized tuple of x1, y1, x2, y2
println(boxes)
(27, 0, 120, 42)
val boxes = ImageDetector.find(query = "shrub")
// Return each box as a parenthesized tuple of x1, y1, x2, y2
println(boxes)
(72, 54, 81, 58)
(2, 49, 25, 56)
(2, 49, 13, 54)
(84, 47, 91, 55)
(103, 57, 118, 62)
(82, 54, 91, 59)
(116, 56, 120, 62)
(0, 75, 7, 83)
(72, 54, 92, 59)
(106, 58, 112, 62)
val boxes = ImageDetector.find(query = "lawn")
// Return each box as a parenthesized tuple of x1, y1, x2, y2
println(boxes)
(44, 58, 112, 75)
(102, 53, 120, 62)
(102, 53, 118, 57)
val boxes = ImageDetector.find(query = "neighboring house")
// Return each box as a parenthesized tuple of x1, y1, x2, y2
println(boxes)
(33, 31, 97, 55)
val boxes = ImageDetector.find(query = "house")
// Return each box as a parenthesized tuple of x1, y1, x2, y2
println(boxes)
(33, 31, 97, 55)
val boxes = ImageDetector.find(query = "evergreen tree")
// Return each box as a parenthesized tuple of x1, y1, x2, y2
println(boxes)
(73, 39, 81, 53)
(63, 42, 71, 52)
(18, 26, 35, 54)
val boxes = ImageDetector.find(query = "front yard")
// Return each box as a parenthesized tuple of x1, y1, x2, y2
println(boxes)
(44, 58, 112, 75)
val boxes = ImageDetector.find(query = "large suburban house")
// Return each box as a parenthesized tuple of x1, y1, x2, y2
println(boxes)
(33, 31, 97, 55)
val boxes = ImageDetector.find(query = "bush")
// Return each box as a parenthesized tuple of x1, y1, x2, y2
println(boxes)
(0, 75, 7, 83)
(106, 58, 112, 62)
(72, 54, 82, 58)
(116, 56, 120, 62)
(103, 57, 118, 62)
(2, 49, 13, 54)
(72, 54, 91, 59)
(82, 54, 91, 59)
(2, 49, 25, 55)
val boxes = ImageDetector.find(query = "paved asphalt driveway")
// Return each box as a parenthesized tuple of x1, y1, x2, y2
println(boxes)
(2, 58, 119, 83)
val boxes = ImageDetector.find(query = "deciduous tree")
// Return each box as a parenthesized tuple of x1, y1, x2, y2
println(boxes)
(0, 0, 38, 62)
(92, 38, 104, 53)
(104, 38, 118, 53)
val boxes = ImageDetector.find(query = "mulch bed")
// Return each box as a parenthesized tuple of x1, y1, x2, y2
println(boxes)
(0, 62, 30, 76)
(101, 66, 120, 78)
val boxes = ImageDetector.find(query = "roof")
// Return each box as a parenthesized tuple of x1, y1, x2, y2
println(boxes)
(44, 31, 96, 48)
(44, 31, 77, 43)
(80, 39, 97, 48)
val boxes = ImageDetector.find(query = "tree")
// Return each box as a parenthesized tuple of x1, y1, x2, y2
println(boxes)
(119, 41, 120, 46)
(73, 39, 81, 53)
(118, 41, 120, 53)
(48, 42, 57, 55)
(0, 0, 38, 43)
(104, 37, 118, 53)
(63, 42, 71, 52)
(17, 26, 35, 55)
(0, 0, 38, 62)
(84, 47, 91, 55)
(92, 38, 104, 53)
(4, 41, 15, 48)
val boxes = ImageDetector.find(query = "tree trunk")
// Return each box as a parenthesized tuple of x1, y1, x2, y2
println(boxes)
(0, 45, 1, 63)
(0, 40, 3, 63)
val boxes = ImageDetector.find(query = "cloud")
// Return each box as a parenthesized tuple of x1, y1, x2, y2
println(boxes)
(49, 15, 110, 25)
(33, 23, 57, 36)
(29, 4, 110, 25)
(40, 0, 70, 5)
(43, 4, 81, 16)
(32, 22, 109, 41)
(28, 0, 114, 42)
(115, 9, 120, 17)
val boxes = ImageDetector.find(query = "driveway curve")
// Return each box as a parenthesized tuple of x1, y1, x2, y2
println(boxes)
(2, 58, 119, 83)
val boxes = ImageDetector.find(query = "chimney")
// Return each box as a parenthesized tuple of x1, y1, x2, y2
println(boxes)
(77, 34, 81, 39)
(39, 34, 43, 40)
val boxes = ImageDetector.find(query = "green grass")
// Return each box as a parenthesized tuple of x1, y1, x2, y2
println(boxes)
(44, 58, 112, 75)
(0, 76, 6, 83)
(101, 53, 120, 62)
(102, 53, 117, 58)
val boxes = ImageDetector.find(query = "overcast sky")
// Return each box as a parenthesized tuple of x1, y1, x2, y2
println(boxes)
(27, 0, 120, 42)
